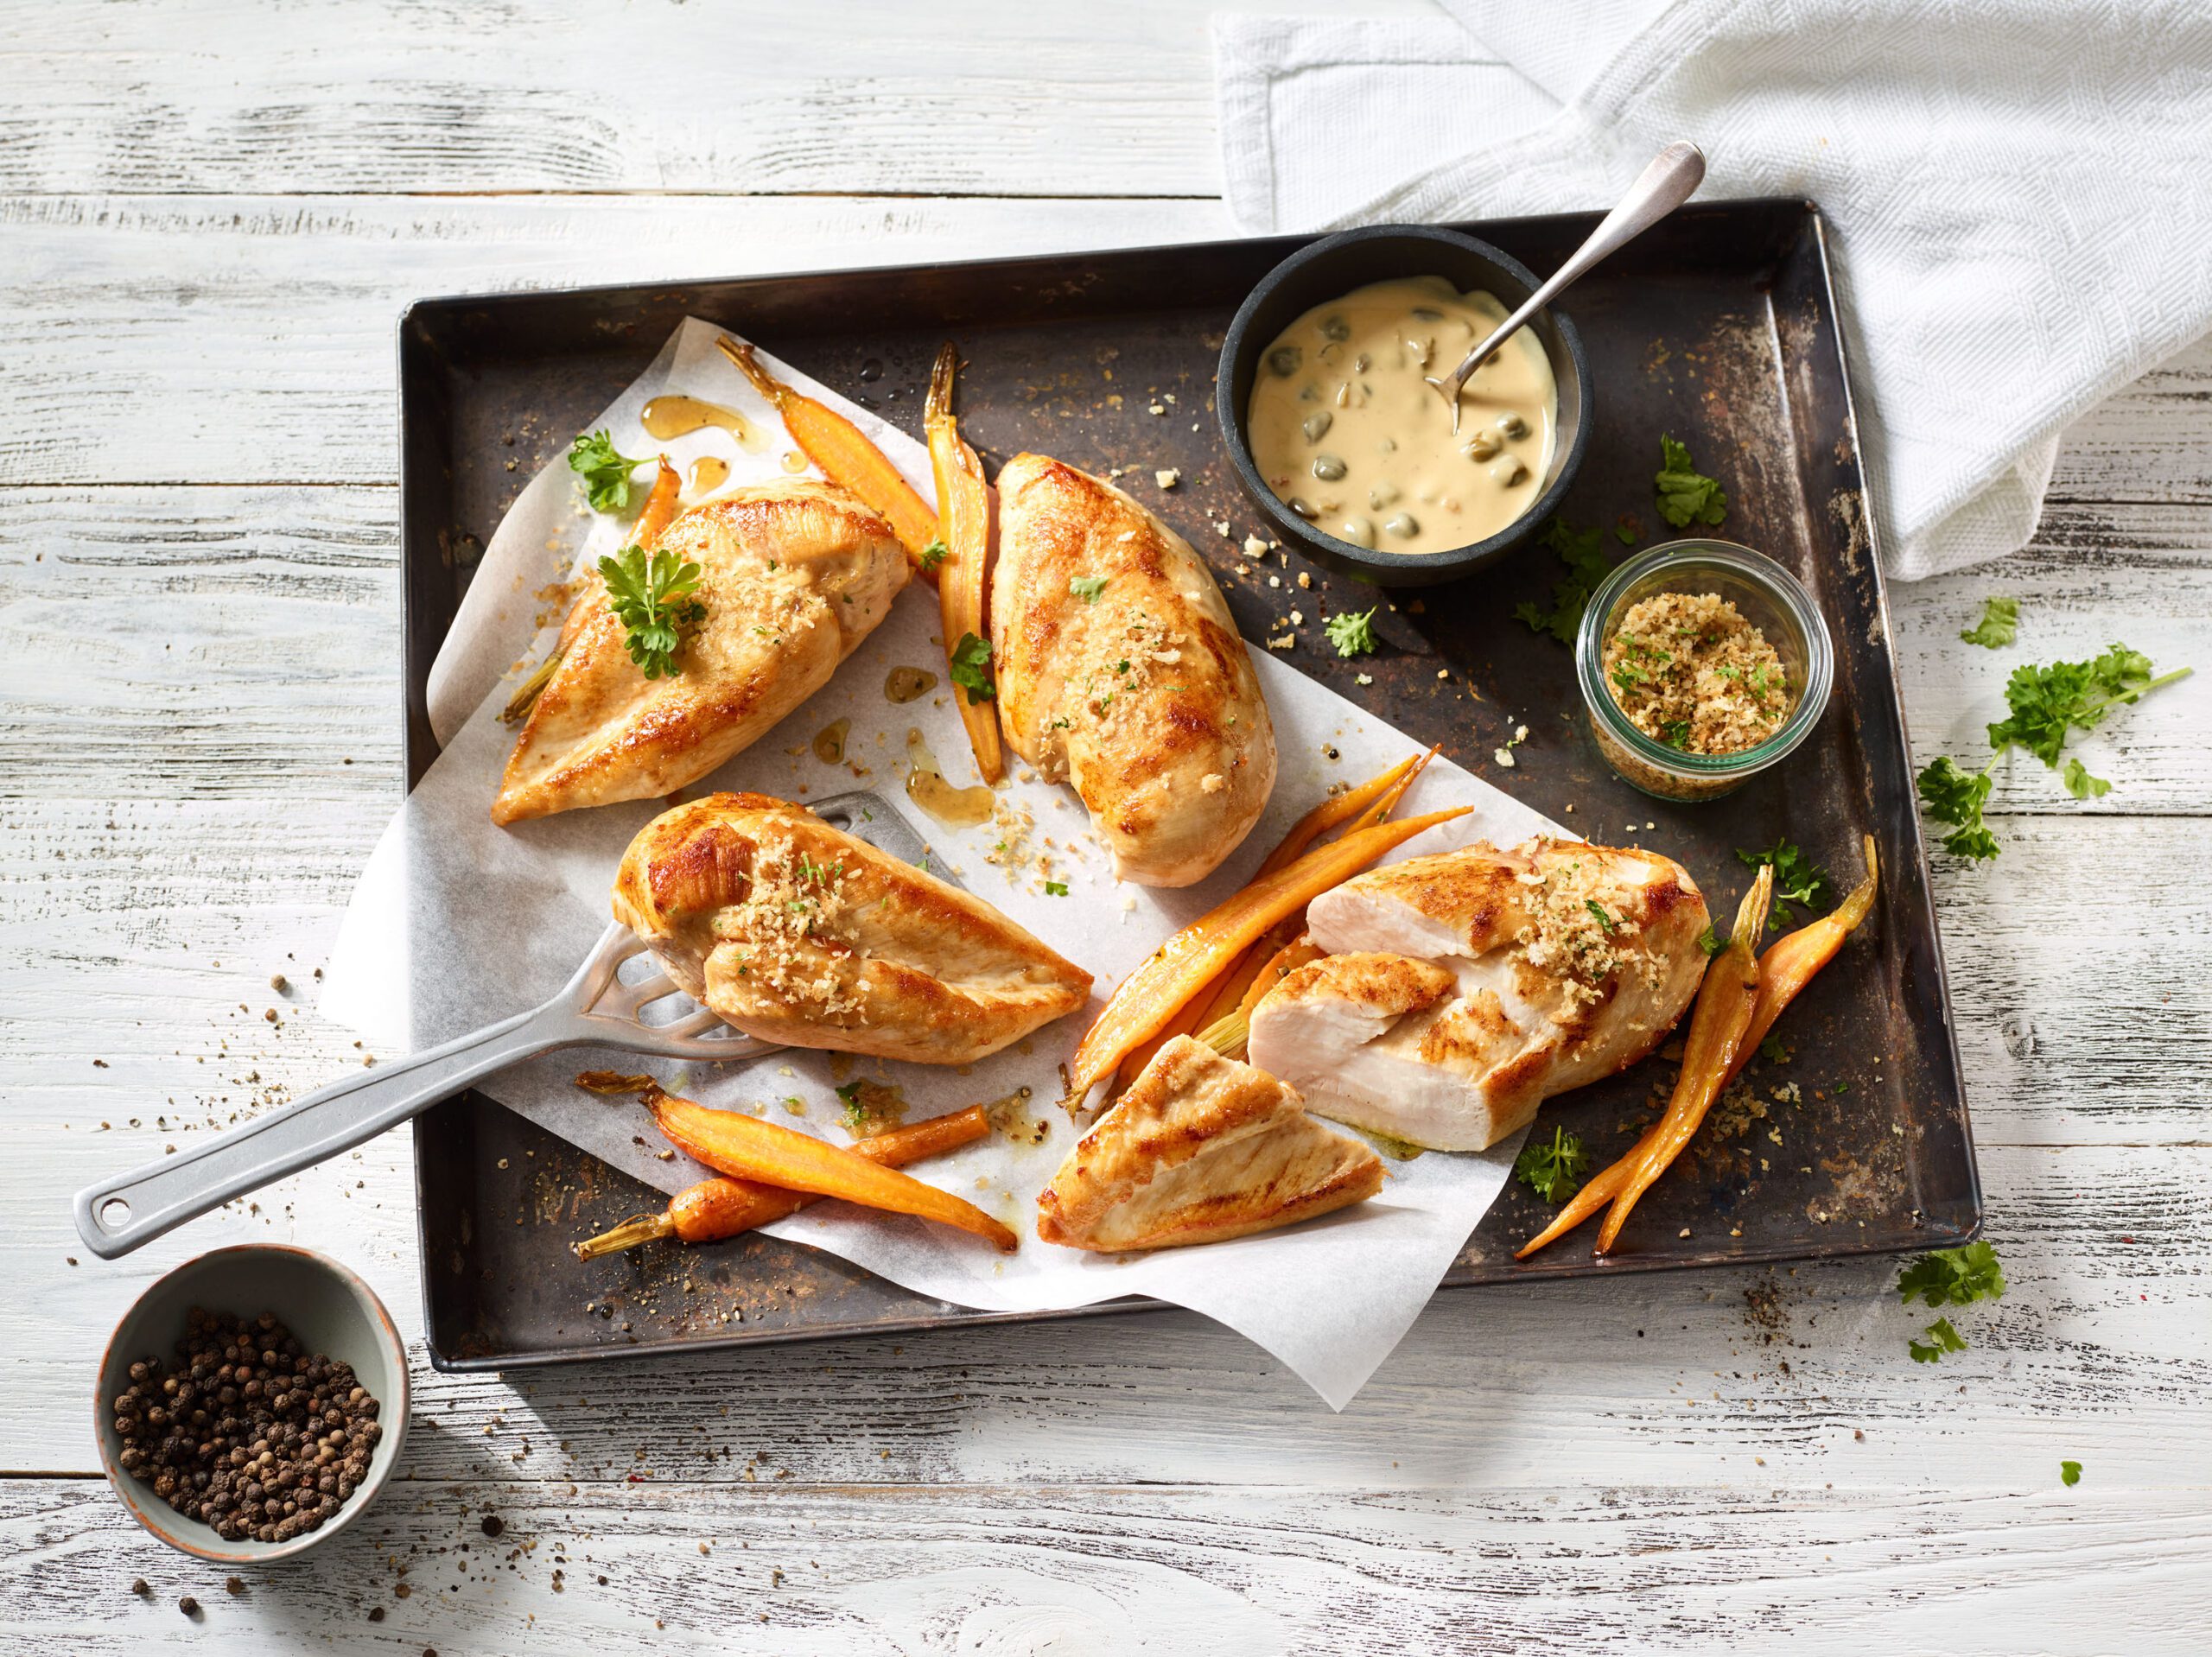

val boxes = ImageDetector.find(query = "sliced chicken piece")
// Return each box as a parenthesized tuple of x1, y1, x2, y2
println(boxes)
(613, 792, 1091, 1065)
(990, 454, 1275, 886)
(494, 482, 906, 824)
(1248, 840, 1709, 1151)
(1036, 1036, 1382, 1251)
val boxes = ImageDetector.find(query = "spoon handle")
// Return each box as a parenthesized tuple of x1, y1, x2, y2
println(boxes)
(1440, 141, 1707, 406)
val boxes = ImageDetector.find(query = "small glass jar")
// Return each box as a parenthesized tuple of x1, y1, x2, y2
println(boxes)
(1574, 539, 1833, 801)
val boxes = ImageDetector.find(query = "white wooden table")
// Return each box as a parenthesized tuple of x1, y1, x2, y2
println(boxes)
(5, 5, 2208, 1650)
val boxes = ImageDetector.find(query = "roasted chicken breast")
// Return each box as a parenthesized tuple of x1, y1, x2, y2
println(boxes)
(494, 482, 906, 825)
(990, 454, 1275, 886)
(1036, 1036, 1382, 1251)
(1246, 840, 1709, 1151)
(613, 792, 1092, 1065)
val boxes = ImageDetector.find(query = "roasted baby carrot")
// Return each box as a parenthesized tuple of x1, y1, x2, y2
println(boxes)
(573, 1103, 991, 1259)
(718, 335, 940, 573)
(1593, 866, 1770, 1254)
(1728, 835, 1878, 1079)
(924, 343, 1004, 784)
(1065, 804, 1471, 1102)
(648, 1089, 1017, 1252)
(1190, 746, 1438, 1030)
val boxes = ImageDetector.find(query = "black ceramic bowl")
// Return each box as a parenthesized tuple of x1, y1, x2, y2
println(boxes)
(1217, 225, 1592, 588)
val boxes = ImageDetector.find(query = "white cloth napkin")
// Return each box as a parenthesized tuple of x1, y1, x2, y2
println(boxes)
(1214, 0, 2212, 580)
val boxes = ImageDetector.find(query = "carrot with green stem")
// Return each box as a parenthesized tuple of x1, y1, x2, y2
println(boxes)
(718, 335, 941, 575)
(573, 1102, 990, 1259)
(1066, 804, 1471, 1102)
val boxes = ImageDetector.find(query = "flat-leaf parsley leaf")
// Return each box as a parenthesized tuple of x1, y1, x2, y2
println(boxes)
(949, 632, 995, 703)
(1960, 595, 2019, 649)
(1070, 575, 1109, 603)
(569, 429, 650, 514)
(1897, 1241, 2005, 1308)
(2061, 1460, 2082, 1487)
(1736, 837, 1832, 927)
(1908, 1316, 1968, 1363)
(598, 543, 706, 679)
(1513, 517, 1612, 643)
(1655, 434, 1727, 529)
(1514, 1124, 1590, 1204)
(918, 538, 949, 573)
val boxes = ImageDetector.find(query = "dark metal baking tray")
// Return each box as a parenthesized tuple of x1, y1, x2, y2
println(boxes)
(396, 198, 1979, 1371)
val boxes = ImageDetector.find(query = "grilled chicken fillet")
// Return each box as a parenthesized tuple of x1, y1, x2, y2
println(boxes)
(990, 454, 1275, 886)
(494, 482, 906, 824)
(1246, 840, 1709, 1151)
(613, 792, 1092, 1065)
(1036, 1035, 1382, 1251)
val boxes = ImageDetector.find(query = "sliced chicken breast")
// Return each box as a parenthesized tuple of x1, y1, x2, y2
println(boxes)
(1036, 1035, 1382, 1251)
(1247, 839, 1709, 1151)
(494, 482, 906, 824)
(613, 792, 1092, 1065)
(990, 454, 1275, 887)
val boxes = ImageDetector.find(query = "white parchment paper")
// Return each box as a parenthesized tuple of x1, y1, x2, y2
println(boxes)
(323, 318, 1557, 1408)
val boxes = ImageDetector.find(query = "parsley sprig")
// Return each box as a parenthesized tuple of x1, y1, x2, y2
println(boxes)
(1736, 837, 1831, 927)
(1513, 1125, 1590, 1204)
(1916, 644, 2191, 860)
(1325, 606, 1378, 657)
(918, 539, 949, 574)
(598, 543, 706, 679)
(949, 632, 995, 703)
(1898, 1241, 2005, 1363)
(569, 429, 651, 513)
(1655, 435, 1727, 530)
(1513, 517, 1611, 643)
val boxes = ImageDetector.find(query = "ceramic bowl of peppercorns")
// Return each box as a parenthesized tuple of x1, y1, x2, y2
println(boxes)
(93, 1244, 410, 1562)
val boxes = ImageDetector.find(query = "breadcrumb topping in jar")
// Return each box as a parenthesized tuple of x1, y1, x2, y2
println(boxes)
(1600, 592, 1794, 755)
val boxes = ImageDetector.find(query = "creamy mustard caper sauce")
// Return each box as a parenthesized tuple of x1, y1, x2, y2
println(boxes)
(1246, 275, 1556, 556)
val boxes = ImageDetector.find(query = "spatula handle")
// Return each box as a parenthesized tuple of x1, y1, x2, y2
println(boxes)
(71, 1002, 569, 1260)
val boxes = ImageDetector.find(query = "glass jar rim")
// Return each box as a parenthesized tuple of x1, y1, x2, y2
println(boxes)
(1574, 538, 1834, 778)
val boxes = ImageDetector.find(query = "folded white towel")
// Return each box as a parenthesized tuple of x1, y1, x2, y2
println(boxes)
(1215, 1, 2212, 580)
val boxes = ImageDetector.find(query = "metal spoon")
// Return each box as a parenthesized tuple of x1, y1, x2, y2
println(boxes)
(1427, 140, 1707, 432)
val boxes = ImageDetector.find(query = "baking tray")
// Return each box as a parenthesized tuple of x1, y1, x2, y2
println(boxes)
(396, 198, 1979, 1371)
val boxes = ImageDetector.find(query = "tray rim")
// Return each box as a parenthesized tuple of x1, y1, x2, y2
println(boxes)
(394, 196, 1981, 1374)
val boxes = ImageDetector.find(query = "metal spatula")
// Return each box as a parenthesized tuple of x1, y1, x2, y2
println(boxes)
(72, 790, 940, 1260)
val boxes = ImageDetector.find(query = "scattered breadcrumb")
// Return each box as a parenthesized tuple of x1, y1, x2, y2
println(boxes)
(1154, 468, 1179, 488)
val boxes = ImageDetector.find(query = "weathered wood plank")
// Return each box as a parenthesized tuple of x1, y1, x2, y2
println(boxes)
(5, 1476, 2207, 1654)
(0, 0, 1433, 200)
(0, 194, 1234, 487)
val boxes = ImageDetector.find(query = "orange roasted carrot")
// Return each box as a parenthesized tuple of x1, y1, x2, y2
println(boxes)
(718, 336, 940, 574)
(1593, 867, 1770, 1254)
(648, 1089, 1016, 1252)
(1516, 842, 1878, 1261)
(924, 343, 1004, 784)
(1066, 804, 1471, 1101)
(1191, 746, 1439, 1029)
(573, 1104, 991, 1258)
(631, 456, 683, 555)
(1728, 835, 1878, 1080)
